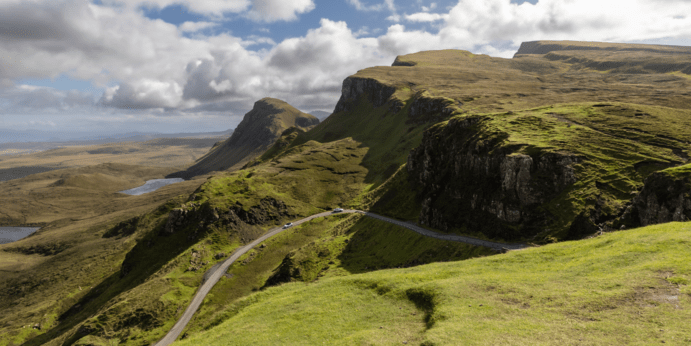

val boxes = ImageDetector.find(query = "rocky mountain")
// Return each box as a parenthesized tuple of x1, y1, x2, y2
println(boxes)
(169, 98, 319, 179)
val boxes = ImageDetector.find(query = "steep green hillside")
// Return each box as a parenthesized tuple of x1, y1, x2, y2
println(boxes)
(176, 222, 691, 346)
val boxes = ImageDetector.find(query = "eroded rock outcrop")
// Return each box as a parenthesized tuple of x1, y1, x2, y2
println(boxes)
(618, 170, 691, 228)
(408, 115, 580, 240)
(334, 77, 396, 113)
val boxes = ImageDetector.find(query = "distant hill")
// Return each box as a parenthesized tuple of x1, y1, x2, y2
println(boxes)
(169, 97, 319, 179)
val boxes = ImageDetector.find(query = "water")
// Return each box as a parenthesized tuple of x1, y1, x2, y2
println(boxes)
(0, 227, 40, 244)
(118, 178, 184, 195)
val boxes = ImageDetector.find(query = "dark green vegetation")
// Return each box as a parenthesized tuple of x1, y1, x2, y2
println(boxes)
(3, 40, 691, 345)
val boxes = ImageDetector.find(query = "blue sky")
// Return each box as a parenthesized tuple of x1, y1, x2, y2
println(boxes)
(1, 0, 690, 138)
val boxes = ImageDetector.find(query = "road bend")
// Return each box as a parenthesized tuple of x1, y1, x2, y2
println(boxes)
(155, 209, 525, 345)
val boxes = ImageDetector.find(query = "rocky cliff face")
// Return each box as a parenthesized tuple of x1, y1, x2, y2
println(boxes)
(170, 98, 319, 179)
(334, 77, 396, 113)
(407, 116, 581, 240)
(618, 170, 691, 228)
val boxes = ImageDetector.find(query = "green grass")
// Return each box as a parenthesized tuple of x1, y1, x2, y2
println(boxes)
(176, 222, 691, 346)
(183, 213, 492, 338)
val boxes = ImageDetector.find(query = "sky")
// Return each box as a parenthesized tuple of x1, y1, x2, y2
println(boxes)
(1, 0, 690, 138)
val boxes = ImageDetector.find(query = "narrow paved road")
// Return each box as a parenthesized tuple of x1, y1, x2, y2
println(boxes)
(154, 209, 524, 345)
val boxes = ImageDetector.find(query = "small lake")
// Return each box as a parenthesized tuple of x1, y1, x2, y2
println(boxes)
(0, 227, 40, 244)
(118, 178, 184, 195)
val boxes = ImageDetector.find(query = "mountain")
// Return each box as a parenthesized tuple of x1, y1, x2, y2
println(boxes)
(168, 98, 319, 179)
(3, 41, 691, 345)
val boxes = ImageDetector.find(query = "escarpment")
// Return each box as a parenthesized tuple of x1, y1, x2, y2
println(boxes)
(407, 116, 581, 240)
(618, 166, 691, 228)
(334, 77, 396, 113)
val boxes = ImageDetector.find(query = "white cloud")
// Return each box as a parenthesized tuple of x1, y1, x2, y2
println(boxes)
(405, 12, 448, 22)
(179, 21, 219, 33)
(247, 0, 315, 22)
(100, 79, 182, 109)
(2, 0, 691, 133)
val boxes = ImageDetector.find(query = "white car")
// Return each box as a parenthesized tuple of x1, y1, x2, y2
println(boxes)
(333, 208, 344, 213)
(282, 222, 293, 229)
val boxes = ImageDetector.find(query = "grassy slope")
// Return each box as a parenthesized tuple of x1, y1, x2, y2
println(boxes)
(176, 222, 691, 346)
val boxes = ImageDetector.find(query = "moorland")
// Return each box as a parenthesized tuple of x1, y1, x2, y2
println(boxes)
(1, 40, 691, 345)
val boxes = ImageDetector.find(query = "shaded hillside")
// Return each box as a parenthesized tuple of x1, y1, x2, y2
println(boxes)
(169, 98, 319, 179)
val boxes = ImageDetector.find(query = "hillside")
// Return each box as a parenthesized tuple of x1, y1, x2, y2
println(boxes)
(4, 41, 691, 345)
(176, 221, 691, 345)
(169, 98, 319, 179)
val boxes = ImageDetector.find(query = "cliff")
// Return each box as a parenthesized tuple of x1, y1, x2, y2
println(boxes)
(169, 98, 318, 179)
(618, 164, 691, 228)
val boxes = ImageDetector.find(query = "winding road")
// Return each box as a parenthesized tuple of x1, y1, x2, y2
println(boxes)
(154, 209, 525, 346)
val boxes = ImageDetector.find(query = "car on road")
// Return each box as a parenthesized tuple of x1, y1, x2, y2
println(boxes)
(332, 208, 344, 213)
(282, 222, 293, 229)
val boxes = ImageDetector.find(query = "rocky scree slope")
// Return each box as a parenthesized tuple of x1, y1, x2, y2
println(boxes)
(170, 98, 318, 179)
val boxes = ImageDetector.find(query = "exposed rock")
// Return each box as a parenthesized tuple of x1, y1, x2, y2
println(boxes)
(408, 93, 458, 119)
(408, 115, 580, 239)
(334, 77, 396, 113)
(618, 171, 691, 228)
(392, 56, 416, 66)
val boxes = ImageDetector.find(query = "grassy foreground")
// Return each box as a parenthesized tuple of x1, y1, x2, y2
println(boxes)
(176, 222, 691, 345)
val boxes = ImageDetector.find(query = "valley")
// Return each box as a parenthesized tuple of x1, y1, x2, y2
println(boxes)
(1, 40, 691, 345)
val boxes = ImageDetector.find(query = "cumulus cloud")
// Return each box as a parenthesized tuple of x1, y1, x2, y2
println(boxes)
(439, 0, 691, 49)
(100, 79, 182, 109)
(2, 0, 691, 130)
